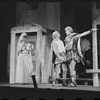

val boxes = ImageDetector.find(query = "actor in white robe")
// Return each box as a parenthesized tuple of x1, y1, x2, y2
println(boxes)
(51, 31, 67, 86)
(15, 32, 36, 84)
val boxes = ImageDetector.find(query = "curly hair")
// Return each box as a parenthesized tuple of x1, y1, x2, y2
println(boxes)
(65, 26, 73, 33)
(52, 31, 60, 39)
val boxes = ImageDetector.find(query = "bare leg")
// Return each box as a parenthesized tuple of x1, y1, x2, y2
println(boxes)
(62, 63, 67, 86)
(69, 60, 76, 86)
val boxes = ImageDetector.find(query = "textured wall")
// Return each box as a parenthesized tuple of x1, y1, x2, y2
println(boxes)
(16, 2, 60, 31)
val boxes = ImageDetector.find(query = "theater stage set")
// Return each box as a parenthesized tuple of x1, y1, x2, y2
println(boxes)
(0, 22, 100, 100)
(0, 1, 100, 100)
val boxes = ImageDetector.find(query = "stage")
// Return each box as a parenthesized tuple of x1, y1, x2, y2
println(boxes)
(0, 83, 100, 100)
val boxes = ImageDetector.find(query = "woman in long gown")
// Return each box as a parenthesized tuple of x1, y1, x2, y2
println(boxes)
(15, 32, 37, 86)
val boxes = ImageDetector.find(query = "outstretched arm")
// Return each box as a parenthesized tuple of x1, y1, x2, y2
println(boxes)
(74, 28, 98, 38)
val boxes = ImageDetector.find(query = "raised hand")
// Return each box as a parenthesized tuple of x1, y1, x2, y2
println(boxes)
(90, 28, 98, 32)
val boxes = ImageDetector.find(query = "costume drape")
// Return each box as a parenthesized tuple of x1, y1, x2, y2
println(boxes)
(15, 32, 35, 84)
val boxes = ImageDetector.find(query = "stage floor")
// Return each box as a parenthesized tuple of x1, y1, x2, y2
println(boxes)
(0, 83, 100, 100)
(0, 83, 100, 92)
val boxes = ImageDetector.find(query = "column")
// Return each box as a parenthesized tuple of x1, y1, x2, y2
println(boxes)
(36, 27, 42, 83)
(10, 32, 16, 83)
(92, 2, 100, 86)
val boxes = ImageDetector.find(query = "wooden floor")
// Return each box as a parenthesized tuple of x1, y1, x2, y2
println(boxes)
(0, 83, 100, 91)
(0, 83, 100, 100)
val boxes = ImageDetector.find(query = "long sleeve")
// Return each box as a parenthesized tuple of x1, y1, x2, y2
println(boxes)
(17, 42, 24, 56)
(52, 42, 60, 59)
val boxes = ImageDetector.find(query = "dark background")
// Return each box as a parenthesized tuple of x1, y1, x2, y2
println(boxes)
(0, 0, 92, 83)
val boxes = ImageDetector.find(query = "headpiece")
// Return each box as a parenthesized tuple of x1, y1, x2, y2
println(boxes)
(18, 32, 27, 42)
